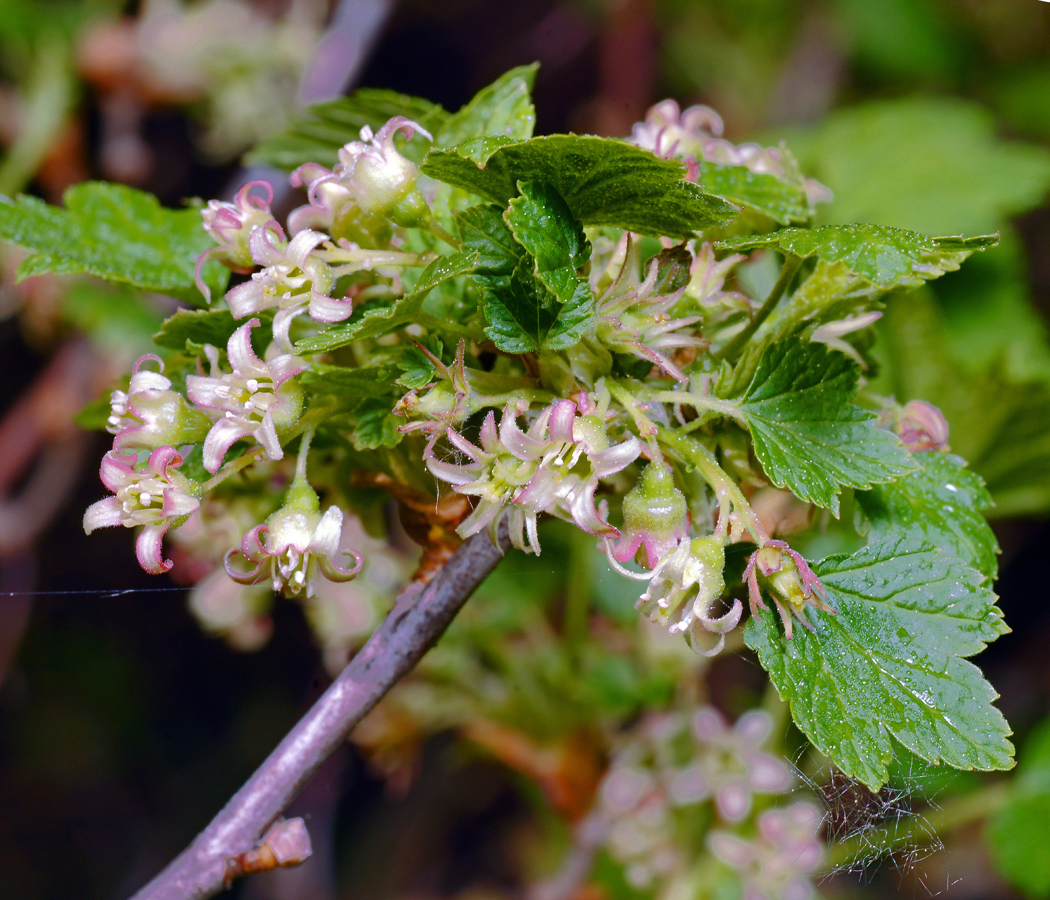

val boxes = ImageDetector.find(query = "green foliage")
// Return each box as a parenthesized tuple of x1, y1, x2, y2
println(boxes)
(152, 308, 240, 352)
(856, 451, 999, 582)
(989, 719, 1050, 898)
(697, 162, 812, 225)
(746, 534, 1013, 790)
(0, 182, 228, 304)
(736, 338, 913, 513)
(421, 134, 740, 236)
(719, 225, 997, 289)
(247, 65, 538, 171)
(349, 398, 403, 450)
(293, 251, 478, 353)
(787, 98, 1050, 235)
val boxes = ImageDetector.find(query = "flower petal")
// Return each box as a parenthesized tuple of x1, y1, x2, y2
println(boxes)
(136, 523, 172, 574)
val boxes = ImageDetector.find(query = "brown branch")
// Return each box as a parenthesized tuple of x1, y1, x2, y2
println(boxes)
(127, 524, 510, 900)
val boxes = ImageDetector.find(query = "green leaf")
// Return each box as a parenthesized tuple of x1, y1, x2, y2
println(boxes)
(856, 451, 999, 582)
(786, 98, 1050, 235)
(246, 89, 448, 170)
(349, 398, 403, 450)
(152, 308, 240, 352)
(421, 135, 739, 236)
(504, 181, 591, 303)
(483, 258, 591, 353)
(0, 182, 228, 304)
(456, 203, 525, 276)
(989, 719, 1050, 898)
(300, 362, 400, 405)
(697, 162, 812, 225)
(396, 338, 442, 389)
(293, 250, 478, 354)
(718, 225, 997, 289)
(745, 534, 1012, 791)
(434, 64, 537, 147)
(738, 338, 913, 512)
(61, 281, 164, 357)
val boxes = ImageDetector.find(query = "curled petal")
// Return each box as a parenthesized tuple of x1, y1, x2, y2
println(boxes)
(202, 417, 252, 473)
(318, 549, 364, 582)
(83, 497, 124, 533)
(267, 353, 307, 389)
(307, 289, 354, 323)
(227, 319, 269, 377)
(547, 399, 578, 443)
(136, 523, 172, 575)
(308, 507, 344, 559)
(146, 445, 183, 478)
(224, 548, 268, 585)
(226, 279, 268, 319)
(98, 450, 138, 492)
(591, 437, 643, 478)
(255, 412, 283, 461)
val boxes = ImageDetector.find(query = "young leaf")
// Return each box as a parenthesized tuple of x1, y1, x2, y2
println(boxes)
(300, 363, 400, 405)
(434, 64, 537, 147)
(718, 225, 997, 289)
(153, 308, 240, 352)
(745, 534, 1013, 791)
(855, 451, 999, 582)
(293, 250, 478, 354)
(989, 719, 1050, 898)
(421, 134, 739, 236)
(349, 398, 403, 450)
(504, 181, 591, 303)
(697, 162, 813, 225)
(456, 204, 526, 276)
(737, 338, 913, 512)
(246, 89, 448, 170)
(483, 258, 591, 353)
(0, 182, 228, 304)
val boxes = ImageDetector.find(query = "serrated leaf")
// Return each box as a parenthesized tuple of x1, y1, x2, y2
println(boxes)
(421, 134, 739, 236)
(456, 204, 525, 276)
(350, 398, 403, 450)
(697, 162, 813, 225)
(483, 257, 592, 353)
(738, 338, 913, 512)
(745, 534, 1012, 791)
(293, 250, 477, 354)
(396, 339, 441, 389)
(0, 182, 228, 304)
(246, 89, 448, 170)
(989, 719, 1050, 898)
(505, 181, 591, 303)
(434, 64, 537, 147)
(153, 308, 240, 351)
(856, 451, 999, 582)
(718, 225, 997, 289)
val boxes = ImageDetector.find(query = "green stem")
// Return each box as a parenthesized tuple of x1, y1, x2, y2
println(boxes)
(820, 781, 1010, 874)
(717, 255, 802, 362)
(426, 221, 461, 250)
(294, 426, 316, 480)
(607, 379, 659, 439)
(200, 447, 265, 493)
(648, 390, 748, 428)
(656, 426, 768, 543)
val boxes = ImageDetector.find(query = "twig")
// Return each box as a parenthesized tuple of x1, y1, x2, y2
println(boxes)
(127, 523, 511, 900)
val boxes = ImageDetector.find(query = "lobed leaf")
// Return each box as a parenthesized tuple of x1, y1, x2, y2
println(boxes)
(718, 224, 997, 289)
(433, 64, 537, 148)
(0, 182, 228, 304)
(855, 451, 999, 582)
(738, 337, 913, 513)
(745, 534, 1013, 791)
(421, 134, 739, 236)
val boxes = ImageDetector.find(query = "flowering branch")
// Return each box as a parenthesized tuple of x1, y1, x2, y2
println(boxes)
(127, 524, 511, 900)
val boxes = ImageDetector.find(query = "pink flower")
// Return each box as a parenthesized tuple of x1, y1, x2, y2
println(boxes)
(744, 540, 831, 639)
(610, 462, 689, 568)
(186, 319, 306, 472)
(895, 399, 950, 452)
(596, 255, 705, 382)
(224, 222, 348, 350)
(224, 478, 362, 598)
(426, 400, 642, 554)
(708, 801, 824, 900)
(83, 446, 202, 574)
(107, 355, 211, 450)
(288, 116, 433, 238)
(195, 180, 277, 301)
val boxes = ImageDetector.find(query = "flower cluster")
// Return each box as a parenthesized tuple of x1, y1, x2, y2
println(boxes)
(630, 99, 832, 206)
(426, 399, 642, 554)
(594, 707, 804, 891)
